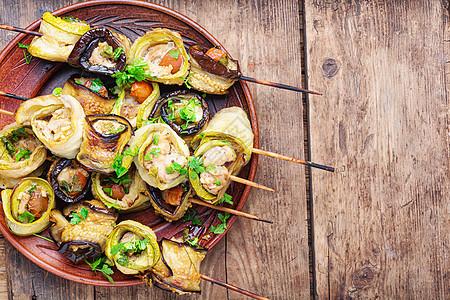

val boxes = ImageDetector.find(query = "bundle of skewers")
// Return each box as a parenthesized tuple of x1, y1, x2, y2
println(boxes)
(0, 12, 334, 299)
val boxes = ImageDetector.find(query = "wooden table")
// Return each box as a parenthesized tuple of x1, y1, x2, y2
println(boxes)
(0, 0, 447, 299)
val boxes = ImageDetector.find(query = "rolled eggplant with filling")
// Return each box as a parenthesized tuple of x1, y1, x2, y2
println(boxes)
(111, 81, 160, 128)
(15, 94, 85, 159)
(0, 123, 47, 179)
(129, 28, 190, 85)
(146, 182, 194, 222)
(149, 239, 207, 294)
(49, 200, 118, 263)
(77, 114, 133, 174)
(91, 166, 151, 212)
(127, 123, 190, 190)
(1, 177, 56, 236)
(187, 45, 241, 95)
(48, 158, 91, 203)
(68, 27, 131, 76)
(28, 12, 90, 62)
(61, 73, 118, 115)
(148, 90, 210, 143)
(105, 220, 160, 275)
(189, 107, 253, 203)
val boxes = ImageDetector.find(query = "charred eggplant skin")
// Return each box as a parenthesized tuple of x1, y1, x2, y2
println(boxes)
(146, 184, 193, 222)
(48, 158, 91, 203)
(59, 240, 102, 264)
(68, 27, 127, 75)
(189, 45, 241, 79)
(150, 90, 210, 136)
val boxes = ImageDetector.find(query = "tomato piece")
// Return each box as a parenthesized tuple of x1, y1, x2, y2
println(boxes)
(97, 86, 108, 97)
(130, 81, 153, 104)
(103, 184, 126, 200)
(159, 48, 183, 74)
(205, 47, 227, 61)
(69, 171, 88, 197)
(163, 186, 183, 206)
(83, 80, 92, 89)
(28, 189, 49, 218)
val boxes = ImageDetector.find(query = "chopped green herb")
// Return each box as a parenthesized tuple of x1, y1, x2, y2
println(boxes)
(210, 212, 230, 234)
(123, 147, 139, 157)
(182, 208, 202, 226)
(183, 72, 194, 89)
(112, 58, 155, 88)
(70, 207, 89, 225)
(101, 45, 114, 58)
(179, 97, 201, 129)
(108, 126, 125, 135)
(215, 193, 233, 205)
(15, 148, 31, 162)
(17, 42, 29, 49)
(74, 79, 83, 85)
(113, 47, 123, 60)
(205, 165, 216, 172)
(85, 256, 115, 284)
(28, 185, 37, 195)
(183, 229, 199, 248)
(111, 153, 128, 178)
(166, 161, 188, 175)
(89, 78, 105, 93)
(33, 233, 53, 242)
(22, 49, 32, 64)
(103, 187, 113, 197)
(198, 133, 205, 138)
(168, 48, 180, 60)
(110, 236, 149, 267)
(52, 87, 62, 96)
(9, 127, 28, 141)
(1, 136, 16, 156)
(19, 210, 35, 223)
(153, 134, 159, 145)
(61, 16, 84, 23)
(202, 93, 207, 98)
(214, 180, 221, 186)
(103, 173, 133, 187)
(105, 199, 121, 210)
(187, 156, 206, 174)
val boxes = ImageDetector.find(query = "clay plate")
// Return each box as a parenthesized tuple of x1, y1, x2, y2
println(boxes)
(0, 0, 258, 287)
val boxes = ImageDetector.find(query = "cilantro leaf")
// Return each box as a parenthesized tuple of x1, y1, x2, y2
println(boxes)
(19, 211, 35, 223)
(215, 193, 233, 205)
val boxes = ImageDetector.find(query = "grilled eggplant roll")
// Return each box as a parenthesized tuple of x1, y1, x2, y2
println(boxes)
(111, 81, 160, 128)
(187, 45, 241, 95)
(49, 200, 118, 263)
(150, 239, 207, 294)
(105, 220, 160, 275)
(190, 107, 253, 203)
(128, 123, 190, 190)
(61, 74, 118, 115)
(149, 90, 210, 142)
(1, 178, 55, 236)
(48, 158, 91, 203)
(68, 27, 131, 76)
(129, 28, 190, 85)
(0, 123, 47, 179)
(15, 94, 85, 159)
(91, 166, 151, 212)
(28, 12, 90, 62)
(77, 114, 133, 174)
(146, 182, 194, 222)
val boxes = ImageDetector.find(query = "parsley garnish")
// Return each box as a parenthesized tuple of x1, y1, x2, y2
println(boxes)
(28, 186, 37, 195)
(18, 42, 32, 64)
(183, 229, 199, 248)
(103, 187, 113, 197)
(60, 175, 83, 196)
(168, 48, 180, 59)
(33, 233, 53, 242)
(112, 58, 156, 88)
(182, 208, 202, 226)
(19, 211, 35, 223)
(52, 87, 62, 96)
(85, 256, 115, 283)
(70, 207, 89, 225)
(104, 199, 121, 210)
(214, 180, 221, 186)
(215, 193, 233, 205)
(15, 148, 31, 162)
(10, 127, 28, 141)
(89, 78, 105, 93)
(103, 173, 133, 187)
(183, 72, 194, 89)
(110, 147, 139, 178)
(113, 47, 123, 60)
(153, 134, 159, 145)
(165, 161, 188, 175)
(110, 236, 149, 267)
(107, 126, 125, 135)
(179, 97, 201, 129)
(210, 212, 230, 234)
(17, 42, 29, 49)
(144, 148, 160, 161)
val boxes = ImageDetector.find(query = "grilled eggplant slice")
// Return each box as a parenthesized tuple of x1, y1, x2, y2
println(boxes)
(15, 95, 85, 159)
(49, 200, 118, 263)
(0, 123, 47, 179)
(77, 114, 133, 174)
(129, 28, 190, 85)
(28, 12, 90, 62)
(61, 74, 118, 115)
(127, 123, 190, 190)
(91, 166, 151, 212)
(48, 158, 91, 203)
(187, 45, 241, 95)
(105, 220, 160, 275)
(150, 239, 207, 294)
(2, 177, 55, 236)
(68, 27, 131, 76)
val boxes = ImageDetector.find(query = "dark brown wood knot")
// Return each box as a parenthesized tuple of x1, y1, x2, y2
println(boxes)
(352, 266, 375, 289)
(322, 58, 339, 78)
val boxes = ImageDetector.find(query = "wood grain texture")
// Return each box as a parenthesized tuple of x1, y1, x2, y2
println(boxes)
(304, 1, 449, 299)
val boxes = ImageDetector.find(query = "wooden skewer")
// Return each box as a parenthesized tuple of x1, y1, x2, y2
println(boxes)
(0, 109, 14, 116)
(191, 198, 272, 223)
(0, 91, 29, 101)
(200, 274, 270, 300)
(0, 24, 42, 37)
(230, 175, 275, 192)
(252, 148, 334, 172)
(239, 75, 321, 95)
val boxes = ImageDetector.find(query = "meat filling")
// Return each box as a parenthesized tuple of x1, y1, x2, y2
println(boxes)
(35, 108, 72, 142)
(17, 185, 49, 221)
(89, 42, 117, 69)
(143, 42, 180, 77)
(200, 145, 236, 194)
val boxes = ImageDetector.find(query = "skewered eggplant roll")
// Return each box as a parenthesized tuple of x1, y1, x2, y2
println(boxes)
(148, 90, 210, 143)
(149, 239, 207, 294)
(187, 45, 241, 95)
(91, 165, 151, 212)
(48, 158, 91, 203)
(111, 81, 160, 128)
(28, 12, 90, 62)
(49, 200, 118, 263)
(68, 27, 131, 76)
(129, 28, 190, 85)
(146, 182, 194, 222)
(76, 114, 133, 174)
(190, 107, 253, 203)
(0, 123, 47, 179)
(105, 220, 160, 275)
(61, 74, 118, 115)
(1, 178, 55, 236)
(127, 123, 190, 190)
(15, 94, 85, 159)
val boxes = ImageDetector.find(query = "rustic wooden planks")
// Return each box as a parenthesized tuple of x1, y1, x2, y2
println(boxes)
(304, 1, 449, 299)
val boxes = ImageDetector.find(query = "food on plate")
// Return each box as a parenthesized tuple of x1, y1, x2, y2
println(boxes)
(1, 177, 55, 236)
(28, 12, 90, 62)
